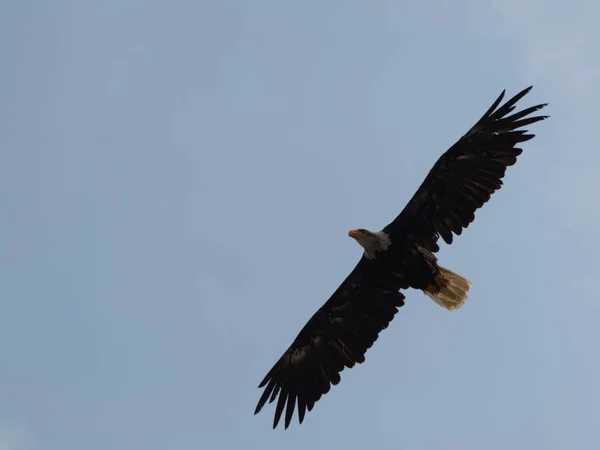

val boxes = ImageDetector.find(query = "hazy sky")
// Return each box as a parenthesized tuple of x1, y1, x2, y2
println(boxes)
(2, 1, 599, 449)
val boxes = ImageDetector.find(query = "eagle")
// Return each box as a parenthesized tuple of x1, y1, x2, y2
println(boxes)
(254, 86, 548, 429)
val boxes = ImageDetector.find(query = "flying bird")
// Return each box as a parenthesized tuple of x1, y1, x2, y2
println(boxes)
(254, 86, 548, 430)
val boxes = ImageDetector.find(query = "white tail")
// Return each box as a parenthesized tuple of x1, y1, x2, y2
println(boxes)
(423, 266, 472, 311)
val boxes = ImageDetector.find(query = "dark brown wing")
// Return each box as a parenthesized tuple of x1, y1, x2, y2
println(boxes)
(254, 257, 406, 429)
(383, 86, 548, 252)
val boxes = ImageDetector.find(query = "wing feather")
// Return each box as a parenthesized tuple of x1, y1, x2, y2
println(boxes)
(254, 258, 406, 429)
(383, 86, 548, 252)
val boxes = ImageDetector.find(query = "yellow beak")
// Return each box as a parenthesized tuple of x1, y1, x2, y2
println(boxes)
(348, 229, 362, 239)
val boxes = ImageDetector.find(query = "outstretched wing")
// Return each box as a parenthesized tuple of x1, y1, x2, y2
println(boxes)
(383, 86, 548, 252)
(254, 257, 406, 429)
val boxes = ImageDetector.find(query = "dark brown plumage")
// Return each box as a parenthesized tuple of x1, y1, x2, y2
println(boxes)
(254, 86, 548, 429)
(384, 86, 547, 253)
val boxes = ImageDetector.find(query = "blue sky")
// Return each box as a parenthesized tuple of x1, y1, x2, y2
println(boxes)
(1, 1, 599, 449)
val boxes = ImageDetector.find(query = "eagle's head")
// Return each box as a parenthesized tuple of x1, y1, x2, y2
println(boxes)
(348, 228, 392, 259)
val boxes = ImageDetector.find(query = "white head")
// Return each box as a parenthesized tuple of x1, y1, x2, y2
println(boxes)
(348, 228, 392, 259)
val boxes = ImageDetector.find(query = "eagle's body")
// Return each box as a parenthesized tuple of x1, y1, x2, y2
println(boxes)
(347, 229, 471, 310)
(254, 86, 548, 429)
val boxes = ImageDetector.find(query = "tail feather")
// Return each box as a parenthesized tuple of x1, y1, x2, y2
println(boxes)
(424, 266, 472, 311)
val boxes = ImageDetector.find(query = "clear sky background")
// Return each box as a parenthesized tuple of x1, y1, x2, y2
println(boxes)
(2, 1, 599, 449)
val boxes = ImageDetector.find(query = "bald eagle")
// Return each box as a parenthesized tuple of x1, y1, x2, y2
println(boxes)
(254, 86, 548, 429)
